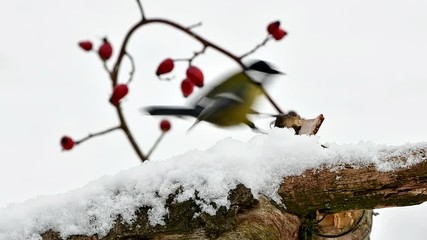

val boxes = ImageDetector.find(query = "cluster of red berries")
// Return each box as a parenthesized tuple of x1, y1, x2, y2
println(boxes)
(66, 37, 176, 152)
(79, 38, 113, 61)
(267, 21, 287, 40)
(61, 38, 130, 151)
(79, 38, 129, 106)
(156, 58, 204, 97)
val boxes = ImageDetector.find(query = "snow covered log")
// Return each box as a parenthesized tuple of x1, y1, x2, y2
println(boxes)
(2, 122, 427, 239)
(39, 146, 426, 240)
(280, 146, 427, 215)
(41, 187, 302, 240)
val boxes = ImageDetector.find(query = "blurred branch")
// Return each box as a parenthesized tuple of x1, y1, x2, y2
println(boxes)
(75, 126, 121, 145)
(146, 132, 166, 159)
(173, 46, 207, 65)
(187, 22, 202, 30)
(125, 52, 136, 84)
(116, 105, 147, 162)
(279, 147, 427, 215)
(239, 35, 271, 60)
(136, 0, 145, 20)
(102, 61, 112, 78)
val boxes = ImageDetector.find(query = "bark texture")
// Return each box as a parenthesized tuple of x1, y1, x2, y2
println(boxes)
(279, 147, 427, 215)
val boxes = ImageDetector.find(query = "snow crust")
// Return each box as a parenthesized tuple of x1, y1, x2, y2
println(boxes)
(0, 128, 425, 239)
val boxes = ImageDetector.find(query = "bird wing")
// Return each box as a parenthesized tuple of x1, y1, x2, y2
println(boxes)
(192, 72, 250, 107)
(187, 92, 245, 131)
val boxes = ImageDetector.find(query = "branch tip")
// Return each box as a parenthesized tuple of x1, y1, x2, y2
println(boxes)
(239, 35, 271, 60)
(136, 0, 145, 20)
(187, 22, 203, 30)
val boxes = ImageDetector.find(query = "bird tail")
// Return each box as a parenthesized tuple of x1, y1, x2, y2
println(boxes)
(143, 106, 203, 117)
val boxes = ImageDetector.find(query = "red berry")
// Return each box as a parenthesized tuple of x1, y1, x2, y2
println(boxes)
(272, 28, 287, 40)
(109, 84, 129, 105)
(156, 58, 174, 76)
(61, 136, 75, 150)
(159, 119, 171, 132)
(98, 38, 113, 61)
(186, 66, 204, 87)
(267, 21, 281, 35)
(78, 41, 93, 51)
(181, 79, 194, 97)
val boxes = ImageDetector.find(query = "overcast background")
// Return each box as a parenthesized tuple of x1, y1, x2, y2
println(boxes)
(0, 0, 426, 239)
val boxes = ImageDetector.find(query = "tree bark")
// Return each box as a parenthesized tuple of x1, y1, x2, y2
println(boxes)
(280, 148, 427, 215)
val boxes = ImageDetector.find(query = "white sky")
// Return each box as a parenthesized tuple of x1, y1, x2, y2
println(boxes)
(0, 0, 426, 239)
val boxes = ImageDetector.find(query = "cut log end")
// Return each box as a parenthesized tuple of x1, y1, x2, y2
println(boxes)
(274, 112, 325, 136)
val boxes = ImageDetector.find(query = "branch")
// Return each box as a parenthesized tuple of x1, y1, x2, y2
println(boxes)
(279, 147, 427, 216)
(239, 35, 271, 60)
(102, 61, 112, 78)
(125, 52, 136, 84)
(173, 46, 207, 65)
(187, 22, 202, 30)
(142, 18, 243, 66)
(116, 105, 147, 162)
(136, 0, 145, 20)
(75, 126, 121, 145)
(145, 132, 166, 159)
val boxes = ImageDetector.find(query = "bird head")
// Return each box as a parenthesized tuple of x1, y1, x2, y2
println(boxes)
(245, 60, 284, 85)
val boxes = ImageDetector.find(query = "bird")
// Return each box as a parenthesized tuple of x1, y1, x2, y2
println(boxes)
(144, 60, 283, 131)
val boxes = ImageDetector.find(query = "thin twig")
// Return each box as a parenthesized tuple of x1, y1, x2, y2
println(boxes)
(187, 22, 202, 30)
(261, 86, 284, 113)
(157, 74, 176, 81)
(111, 20, 144, 86)
(240, 35, 271, 60)
(140, 18, 244, 67)
(146, 132, 166, 159)
(173, 46, 207, 65)
(189, 46, 207, 64)
(125, 52, 136, 84)
(102, 61, 111, 77)
(136, 0, 145, 20)
(75, 126, 121, 145)
(115, 105, 147, 162)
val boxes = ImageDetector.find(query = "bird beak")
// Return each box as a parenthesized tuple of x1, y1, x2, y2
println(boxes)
(273, 69, 285, 75)
(268, 68, 285, 75)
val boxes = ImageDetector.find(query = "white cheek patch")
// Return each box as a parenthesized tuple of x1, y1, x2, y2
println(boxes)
(246, 70, 268, 84)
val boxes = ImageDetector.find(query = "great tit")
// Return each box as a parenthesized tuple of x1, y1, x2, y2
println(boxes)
(144, 60, 283, 131)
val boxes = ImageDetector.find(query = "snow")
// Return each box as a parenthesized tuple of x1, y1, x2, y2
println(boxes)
(0, 128, 425, 240)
